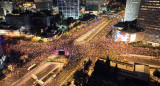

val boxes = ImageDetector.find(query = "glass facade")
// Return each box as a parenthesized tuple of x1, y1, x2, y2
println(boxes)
(34, 0, 53, 10)
(58, 0, 80, 19)
(85, 0, 102, 11)
(137, 0, 160, 43)
(124, 0, 141, 21)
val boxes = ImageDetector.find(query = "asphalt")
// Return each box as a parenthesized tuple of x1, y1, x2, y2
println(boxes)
(12, 62, 60, 86)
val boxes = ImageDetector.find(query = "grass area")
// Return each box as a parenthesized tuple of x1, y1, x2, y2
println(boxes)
(130, 42, 160, 50)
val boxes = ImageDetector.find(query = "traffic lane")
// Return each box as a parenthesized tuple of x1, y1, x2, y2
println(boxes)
(37, 64, 57, 80)
(42, 68, 60, 85)
(23, 64, 58, 86)
(74, 18, 109, 44)
(42, 68, 59, 82)
(84, 20, 112, 42)
(45, 58, 85, 86)
(12, 63, 58, 86)
(12, 63, 50, 86)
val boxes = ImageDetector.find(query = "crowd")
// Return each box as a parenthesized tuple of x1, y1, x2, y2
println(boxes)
(1, 16, 160, 85)
(88, 18, 160, 64)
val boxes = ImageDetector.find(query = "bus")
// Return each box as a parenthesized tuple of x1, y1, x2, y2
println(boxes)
(27, 64, 36, 71)
(31, 74, 37, 80)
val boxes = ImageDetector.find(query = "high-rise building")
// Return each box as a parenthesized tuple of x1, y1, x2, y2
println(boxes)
(5, 14, 31, 30)
(85, 0, 102, 15)
(124, 0, 141, 21)
(34, 0, 53, 11)
(0, 1, 4, 18)
(5, 14, 50, 31)
(85, 0, 102, 11)
(0, 0, 13, 18)
(80, 0, 86, 6)
(137, 0, 160, 45)
(101, 0, 108, 11)
(57, 0, 80, 19)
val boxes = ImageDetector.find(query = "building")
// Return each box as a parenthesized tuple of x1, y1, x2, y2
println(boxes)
(80, 0, 86, 6)
(124, 0, 141, 21)
(57, 0, 80, 19)
(0, 23, 22, 36)
(0, 0, 13, 18)
(5, 14, 31, 30)
(0, 1, 3, 18)
(0, 28, 21, 36)
(5, 13, 50, 32)
(34, 0, 53, 11)
(101, 0, 108, 11)
(85, 0, 102, 15)
(12, 0, 27, 5)
(23, 2, 36, 11)
(31, 14, 50, 30)
(112, 21, 144, 43)
(110, 60, 150, 81)
(137, 0, 160, 46)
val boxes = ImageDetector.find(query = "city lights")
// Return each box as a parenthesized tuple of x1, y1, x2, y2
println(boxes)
(0, 0, 160, 86)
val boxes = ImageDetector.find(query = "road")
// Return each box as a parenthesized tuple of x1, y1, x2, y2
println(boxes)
(8, 11, 128, 86)
(23, 64, 58, 86)
(74, 18, 111, 45)
(3, 10, 160, 86)
(12, 62, 60, 86)
(45, 17, 117, 86)
(46, 59, 82, 86)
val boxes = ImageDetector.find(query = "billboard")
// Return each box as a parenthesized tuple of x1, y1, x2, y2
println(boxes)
(116, 30, 129, 42)
(130, 34, 136, 42)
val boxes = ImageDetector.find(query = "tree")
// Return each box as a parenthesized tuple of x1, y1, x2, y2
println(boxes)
(67, 81, 71, 86)
(84, 59, 92, 71)
(67, 17, 74, 25)
(106, 56, 110, 67)
(116, 0, 126, 5)
(41, 10, 52, 16)
(12, 9, 20, 14)
(105, 56, 111, 76)
(53, 0, 58, 6)
(7, 50, 24, 67)
(113, 64, 118, 80)
(25, 10, 32, 14)
(0, 70, 5, 80)
(153, 69, 160, 78)
(73, 69, 89, 86)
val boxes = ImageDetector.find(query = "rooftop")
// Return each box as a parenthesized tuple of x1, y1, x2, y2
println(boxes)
(114, 20, 144, 33)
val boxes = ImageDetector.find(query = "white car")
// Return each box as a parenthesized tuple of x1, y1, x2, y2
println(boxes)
(52, 75, 56, 79)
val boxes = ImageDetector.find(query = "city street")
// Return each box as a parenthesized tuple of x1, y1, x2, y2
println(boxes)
(1, 10, 160, 86)
(12, 62, 61, 86)
(0, 0, 160, 86)
(45, 12, 124, 86)
(74, 18, 111, 45)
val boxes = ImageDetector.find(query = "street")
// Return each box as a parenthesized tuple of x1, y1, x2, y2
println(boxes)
(12, 62, 61, 86)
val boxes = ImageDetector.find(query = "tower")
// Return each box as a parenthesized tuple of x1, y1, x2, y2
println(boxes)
(137, 0, 160, 45)
(34, 0, 53, 11)
(124, 0, 141, 21)
(57, 0, 80, 19)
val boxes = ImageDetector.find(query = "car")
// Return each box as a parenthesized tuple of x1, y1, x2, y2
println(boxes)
(52, 75, 56, 79)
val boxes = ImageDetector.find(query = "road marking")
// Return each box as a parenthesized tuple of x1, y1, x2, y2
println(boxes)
(12, 62, 60, 86)
(12, 62, 47, 86)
